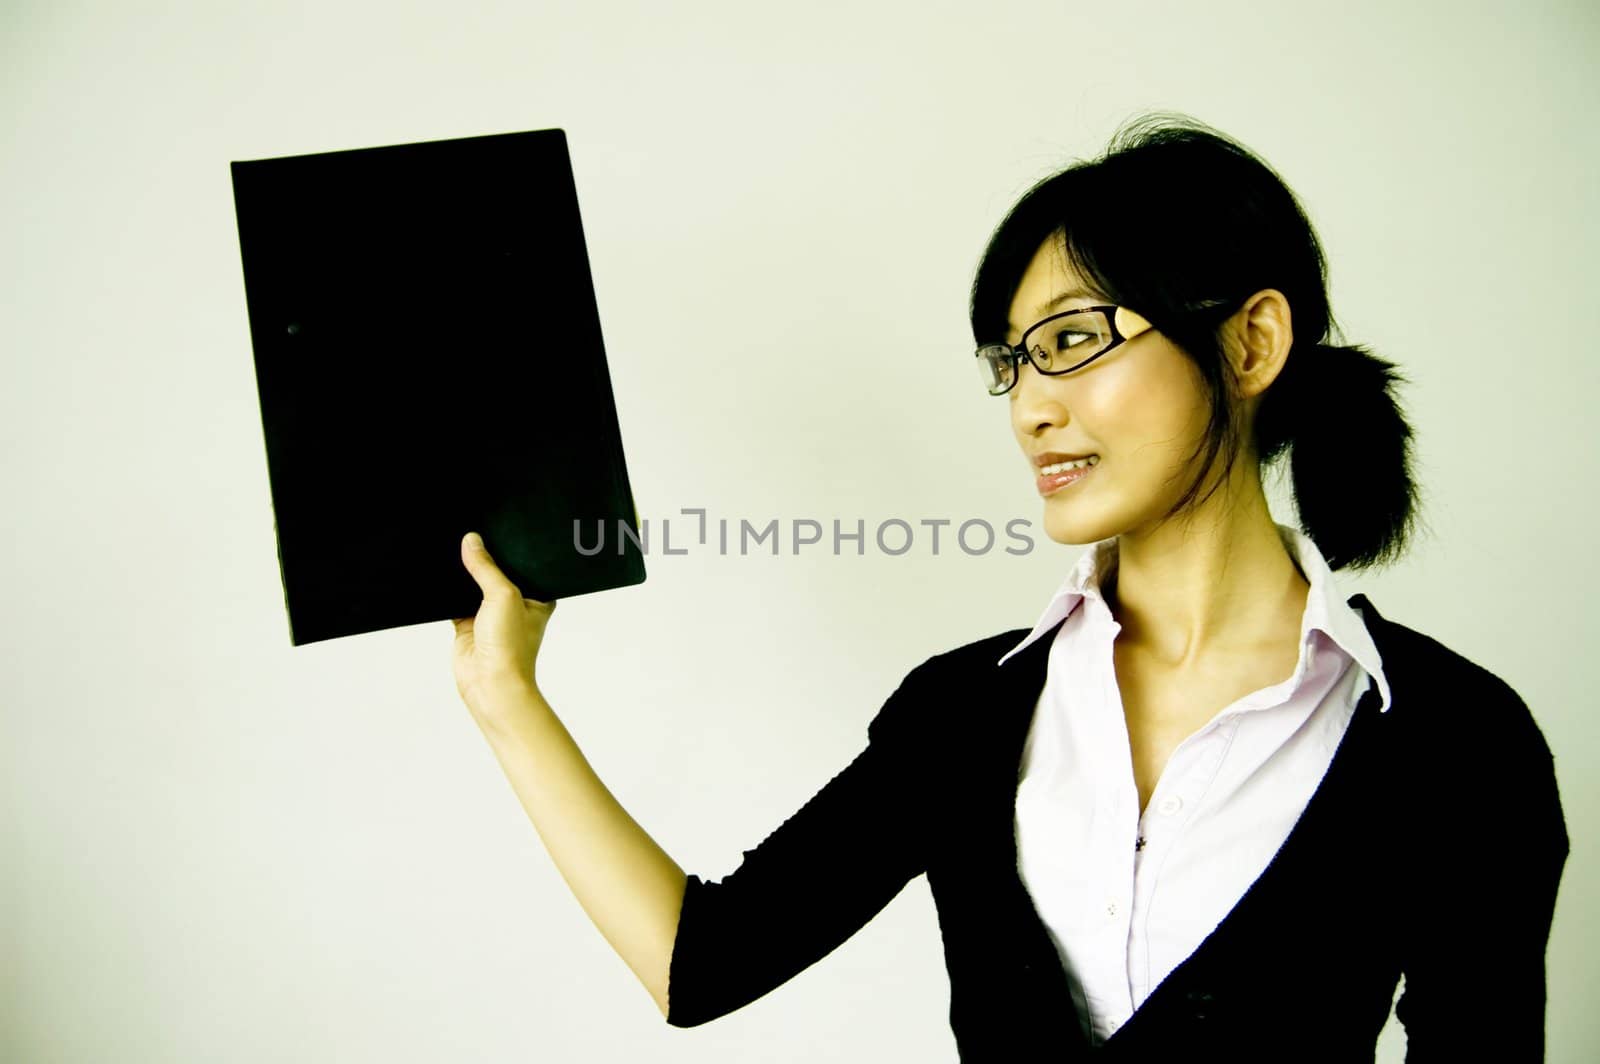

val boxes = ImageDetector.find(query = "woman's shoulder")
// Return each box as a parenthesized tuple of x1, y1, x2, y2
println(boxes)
(1358, 598, 1569, 862)
(865, 625, 1037, 743)
(913, 626, 1037, 677)
(1357, 595, 1556, 765)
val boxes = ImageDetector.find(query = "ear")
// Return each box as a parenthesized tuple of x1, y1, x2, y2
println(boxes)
(1228, 288, 1293, 400)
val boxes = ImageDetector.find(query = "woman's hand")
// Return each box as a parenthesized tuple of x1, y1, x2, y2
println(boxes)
(451, 531, 557, 720)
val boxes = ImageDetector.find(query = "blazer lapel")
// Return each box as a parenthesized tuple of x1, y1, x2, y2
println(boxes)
(984, 618, 1095, 1049)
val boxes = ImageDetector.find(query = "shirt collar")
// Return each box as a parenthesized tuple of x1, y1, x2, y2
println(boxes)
(995, 522, 1393, 713)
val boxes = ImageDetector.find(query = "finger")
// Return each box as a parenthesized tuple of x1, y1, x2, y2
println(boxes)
(460, 531, 522, 596)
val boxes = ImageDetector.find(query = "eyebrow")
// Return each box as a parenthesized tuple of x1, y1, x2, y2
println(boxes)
(1035, 288, 1101, 316)
(1005, 288, 1103, 338)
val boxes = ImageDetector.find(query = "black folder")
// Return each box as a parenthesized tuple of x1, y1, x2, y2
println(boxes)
(230, 128, 646, 646)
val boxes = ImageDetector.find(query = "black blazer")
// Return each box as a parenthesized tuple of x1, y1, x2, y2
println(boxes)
(665, 594, 1569, 1061)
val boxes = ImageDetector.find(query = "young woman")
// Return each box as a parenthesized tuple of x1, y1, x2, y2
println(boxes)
(449, 114, 1568, 1061)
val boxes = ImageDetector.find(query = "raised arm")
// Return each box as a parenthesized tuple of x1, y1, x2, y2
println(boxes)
(470, 683, 689, 1018)
(664, 664, 933, 1027)
(451, 531, 686, 1017)
(449, 531, 934, 1025)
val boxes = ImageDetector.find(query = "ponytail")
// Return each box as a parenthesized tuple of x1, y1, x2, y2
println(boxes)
(1256, 341, 1424, 571)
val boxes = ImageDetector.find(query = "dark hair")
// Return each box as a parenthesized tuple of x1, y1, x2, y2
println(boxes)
(969, 112, 1425, 572)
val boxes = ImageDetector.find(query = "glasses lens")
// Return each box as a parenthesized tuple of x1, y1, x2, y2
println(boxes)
(1026, 309, 1113, 373)
(976, 346, 1015, 394)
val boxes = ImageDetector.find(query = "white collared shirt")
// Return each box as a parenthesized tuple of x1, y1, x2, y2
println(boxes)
(999, 522, 1392, 1045)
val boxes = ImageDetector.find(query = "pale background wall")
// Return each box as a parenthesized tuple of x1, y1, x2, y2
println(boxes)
(3, 1, 1595, 1060)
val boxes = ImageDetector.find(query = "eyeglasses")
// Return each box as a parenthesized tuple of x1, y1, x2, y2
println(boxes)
(975, 304, 1153, 396)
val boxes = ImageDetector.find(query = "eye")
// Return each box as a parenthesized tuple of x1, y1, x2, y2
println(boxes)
(1052, 328, 1095, 350)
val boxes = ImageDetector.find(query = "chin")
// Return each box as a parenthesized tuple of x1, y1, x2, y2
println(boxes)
(1039, 505, 1116, 547)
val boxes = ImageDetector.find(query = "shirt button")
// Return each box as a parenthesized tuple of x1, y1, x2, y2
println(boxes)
(1106, 901, 1119, 917)
(1157, 795, 1183, 816)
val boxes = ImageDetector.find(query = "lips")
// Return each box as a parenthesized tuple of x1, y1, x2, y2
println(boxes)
(1033, 450, 1096, 467)
(1036, 461, 1096, 496)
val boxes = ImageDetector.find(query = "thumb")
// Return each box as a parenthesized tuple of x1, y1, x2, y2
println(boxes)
(461, 531, 520, 596)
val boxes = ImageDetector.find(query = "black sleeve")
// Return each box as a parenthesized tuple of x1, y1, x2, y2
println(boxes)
(664, 664, 935, 1028)
(1395, 696, 1569, 1061)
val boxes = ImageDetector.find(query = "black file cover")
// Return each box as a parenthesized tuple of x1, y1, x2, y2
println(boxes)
(230, 128, 646, 646)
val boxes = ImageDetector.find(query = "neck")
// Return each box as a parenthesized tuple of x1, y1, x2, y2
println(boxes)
(1102, 480, 1309, 669)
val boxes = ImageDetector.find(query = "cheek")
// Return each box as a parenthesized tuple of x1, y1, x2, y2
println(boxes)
(1085, 356, 1206, 451)
(1009, 348, 1209, 458)
(1129, 365, 1206, 444)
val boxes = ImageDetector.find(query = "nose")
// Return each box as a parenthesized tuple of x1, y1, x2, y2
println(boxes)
(1009, 360, 1068, 436)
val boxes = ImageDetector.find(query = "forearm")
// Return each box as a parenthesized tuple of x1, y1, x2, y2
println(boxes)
(471, 684, 687, 1018)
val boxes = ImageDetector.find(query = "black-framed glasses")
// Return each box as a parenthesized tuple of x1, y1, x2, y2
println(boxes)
(975, 304, 1153, 396)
